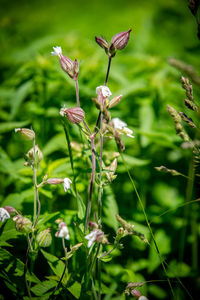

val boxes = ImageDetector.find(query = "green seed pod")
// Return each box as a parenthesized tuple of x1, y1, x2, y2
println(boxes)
(36, 228, 52, 248)
(13, 215, 32, 234)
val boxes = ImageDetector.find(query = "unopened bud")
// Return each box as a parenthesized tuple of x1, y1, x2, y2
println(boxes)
(71, 242, 83, 251)
(111, 28, 132, 50)
(51, 46, 79, 80)
(60, 107, 85, 124)
(106, 158, 117, 182)
(13, 215, 32, 234)
(131, 289, 142, 298)
(15, 128, 35, 140)
(36, 228, 52, 247)
(27, 145, 43, 164)
(46, 178, 64, 185)
(4, 206, 16, 214)
(89, 221, 98, 229)
(108, 95, 122, 108)
(95, 36, 109, 51)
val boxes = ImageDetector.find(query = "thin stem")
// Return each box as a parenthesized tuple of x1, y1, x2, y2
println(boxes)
(121, 154, 175, 299)
(50, 238, 68, 299)
(85, 136, 96, 231)
(75, 78, 80, 107)
(100, 246, 116, 259)
(105, 56, 112, 86)
(33, 138, 37, 222)
(97, 113, 103, 224)
(24, 237, 33, 299)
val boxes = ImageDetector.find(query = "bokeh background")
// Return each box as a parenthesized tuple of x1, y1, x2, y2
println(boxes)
(0, 0, 200, 299)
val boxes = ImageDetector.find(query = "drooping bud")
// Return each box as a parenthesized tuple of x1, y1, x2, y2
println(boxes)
(51, 46, 79, 80)
(71, 242, 83, 251)
(4, 206, 16, 214)
(13, 215, 32, 234)
(36, 228, 52, 247)
(46, 178, 64, 185)
(60, 107, 85, 124)
(15, 128, 35, 140)
(108, 95, 122, 108)
(89, 221, 98, 229)
(111, 28, 132, 50)
(131, 289, 142, 298)
(27, 145, 43, 164)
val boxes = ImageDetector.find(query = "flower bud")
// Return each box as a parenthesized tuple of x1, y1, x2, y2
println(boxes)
(106, 158, 117, 182)
(131, 289, 142, 298)
(46, 178, 64, 185)
(36, 228, 52, 247)
(13, 215, 32, 234)
(71, 242, 83, 251)
(27, 145, 43, 164)
(15, 128, 35, 140)
(51, 46, 79, 80)
(89, 221, 98, 229)
(4, 206, 16, 214)
(111, 28, 132, 50)
(60, 107, 85, 124)
(108, 95, 122, 108)
(95, 36, 109, 51)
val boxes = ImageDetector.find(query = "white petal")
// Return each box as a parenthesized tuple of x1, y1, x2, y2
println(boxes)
(58, 226, 70, 240)
(87, 240, 93, 248)
(51, 46, 62, 57)
(112, 118, 127, 130)
(63, 178, 72, 192)
(96, 86, 112, 98)
(123, 127, 134, 138)
(0, 208, 10, 222)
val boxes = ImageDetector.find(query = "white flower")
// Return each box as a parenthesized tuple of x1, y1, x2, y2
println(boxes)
(112, 118, 127, 130)
(112, 118, 134, 138)
(51, 46, 62, 57)
(0, 208, 10, 222)
(63, 178, 72, 192)
(85, 229, 104, 248)
(85, 230, 98, 248)
(138, 296, 149, 300)
(57, 222, 70, 240)
(96, 86, 112, 98)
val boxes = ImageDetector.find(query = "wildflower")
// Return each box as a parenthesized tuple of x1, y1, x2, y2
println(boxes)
(51, 46, 79, 80)
(60, 106, 85, 124)
(112, 118, 134, 138)
(15, 128, 35, 140)
(36, 228, 52, 247)
(96, 86, 112, 98)
(85, 229, 104, 248)
(0, 207, 10, 222)
(55, 222, 70, 240)
(63, 178, 72, 192)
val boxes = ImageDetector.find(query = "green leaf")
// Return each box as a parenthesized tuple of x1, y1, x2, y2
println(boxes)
(118, 154, 150, 172)
(0, 120, 30, 133)
(102, 186, 118, 231)
(67, 281, 81, 299)
(31, 280, 57, 296)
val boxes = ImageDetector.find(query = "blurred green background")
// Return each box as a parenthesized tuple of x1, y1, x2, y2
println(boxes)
(0, 0, 200, 299)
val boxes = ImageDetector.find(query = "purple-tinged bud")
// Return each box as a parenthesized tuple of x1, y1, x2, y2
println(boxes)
(108, 95, 122, 109)
(4, 206, 16, 214)
(95, 36, 109, 51)
(15, 128, 35, 140)
(131, 289, 142, 298)
(36, 228, 52, 247)
(46, 178, 64, 185)
(60, 107, 85, 124)
(13, 215, 32, 234)
(111, 28, 132, 50)
(51, 46, 79, 80)
(89, 221, 98, 229)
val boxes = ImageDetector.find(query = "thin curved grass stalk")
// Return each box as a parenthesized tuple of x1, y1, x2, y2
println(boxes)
(49, 238, 68, 300)
(120, 153, 176, 299)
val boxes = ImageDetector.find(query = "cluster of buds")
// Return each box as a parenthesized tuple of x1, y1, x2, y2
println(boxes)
(55, 219, 70, 240)
(85, 222, 108, 248)
(105, 158, 117, 182)
(0, 206, 16, 223)
(60, 106, 85, 124)
(25, 145, 43, 166)
(116, 215, 148, 243)
(95, 28, 132, 58)
(125, 282, 149, 299)
(51, 46, 79, 80)
(13, 215, 32, 234)
(36, 228, 52, 248)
